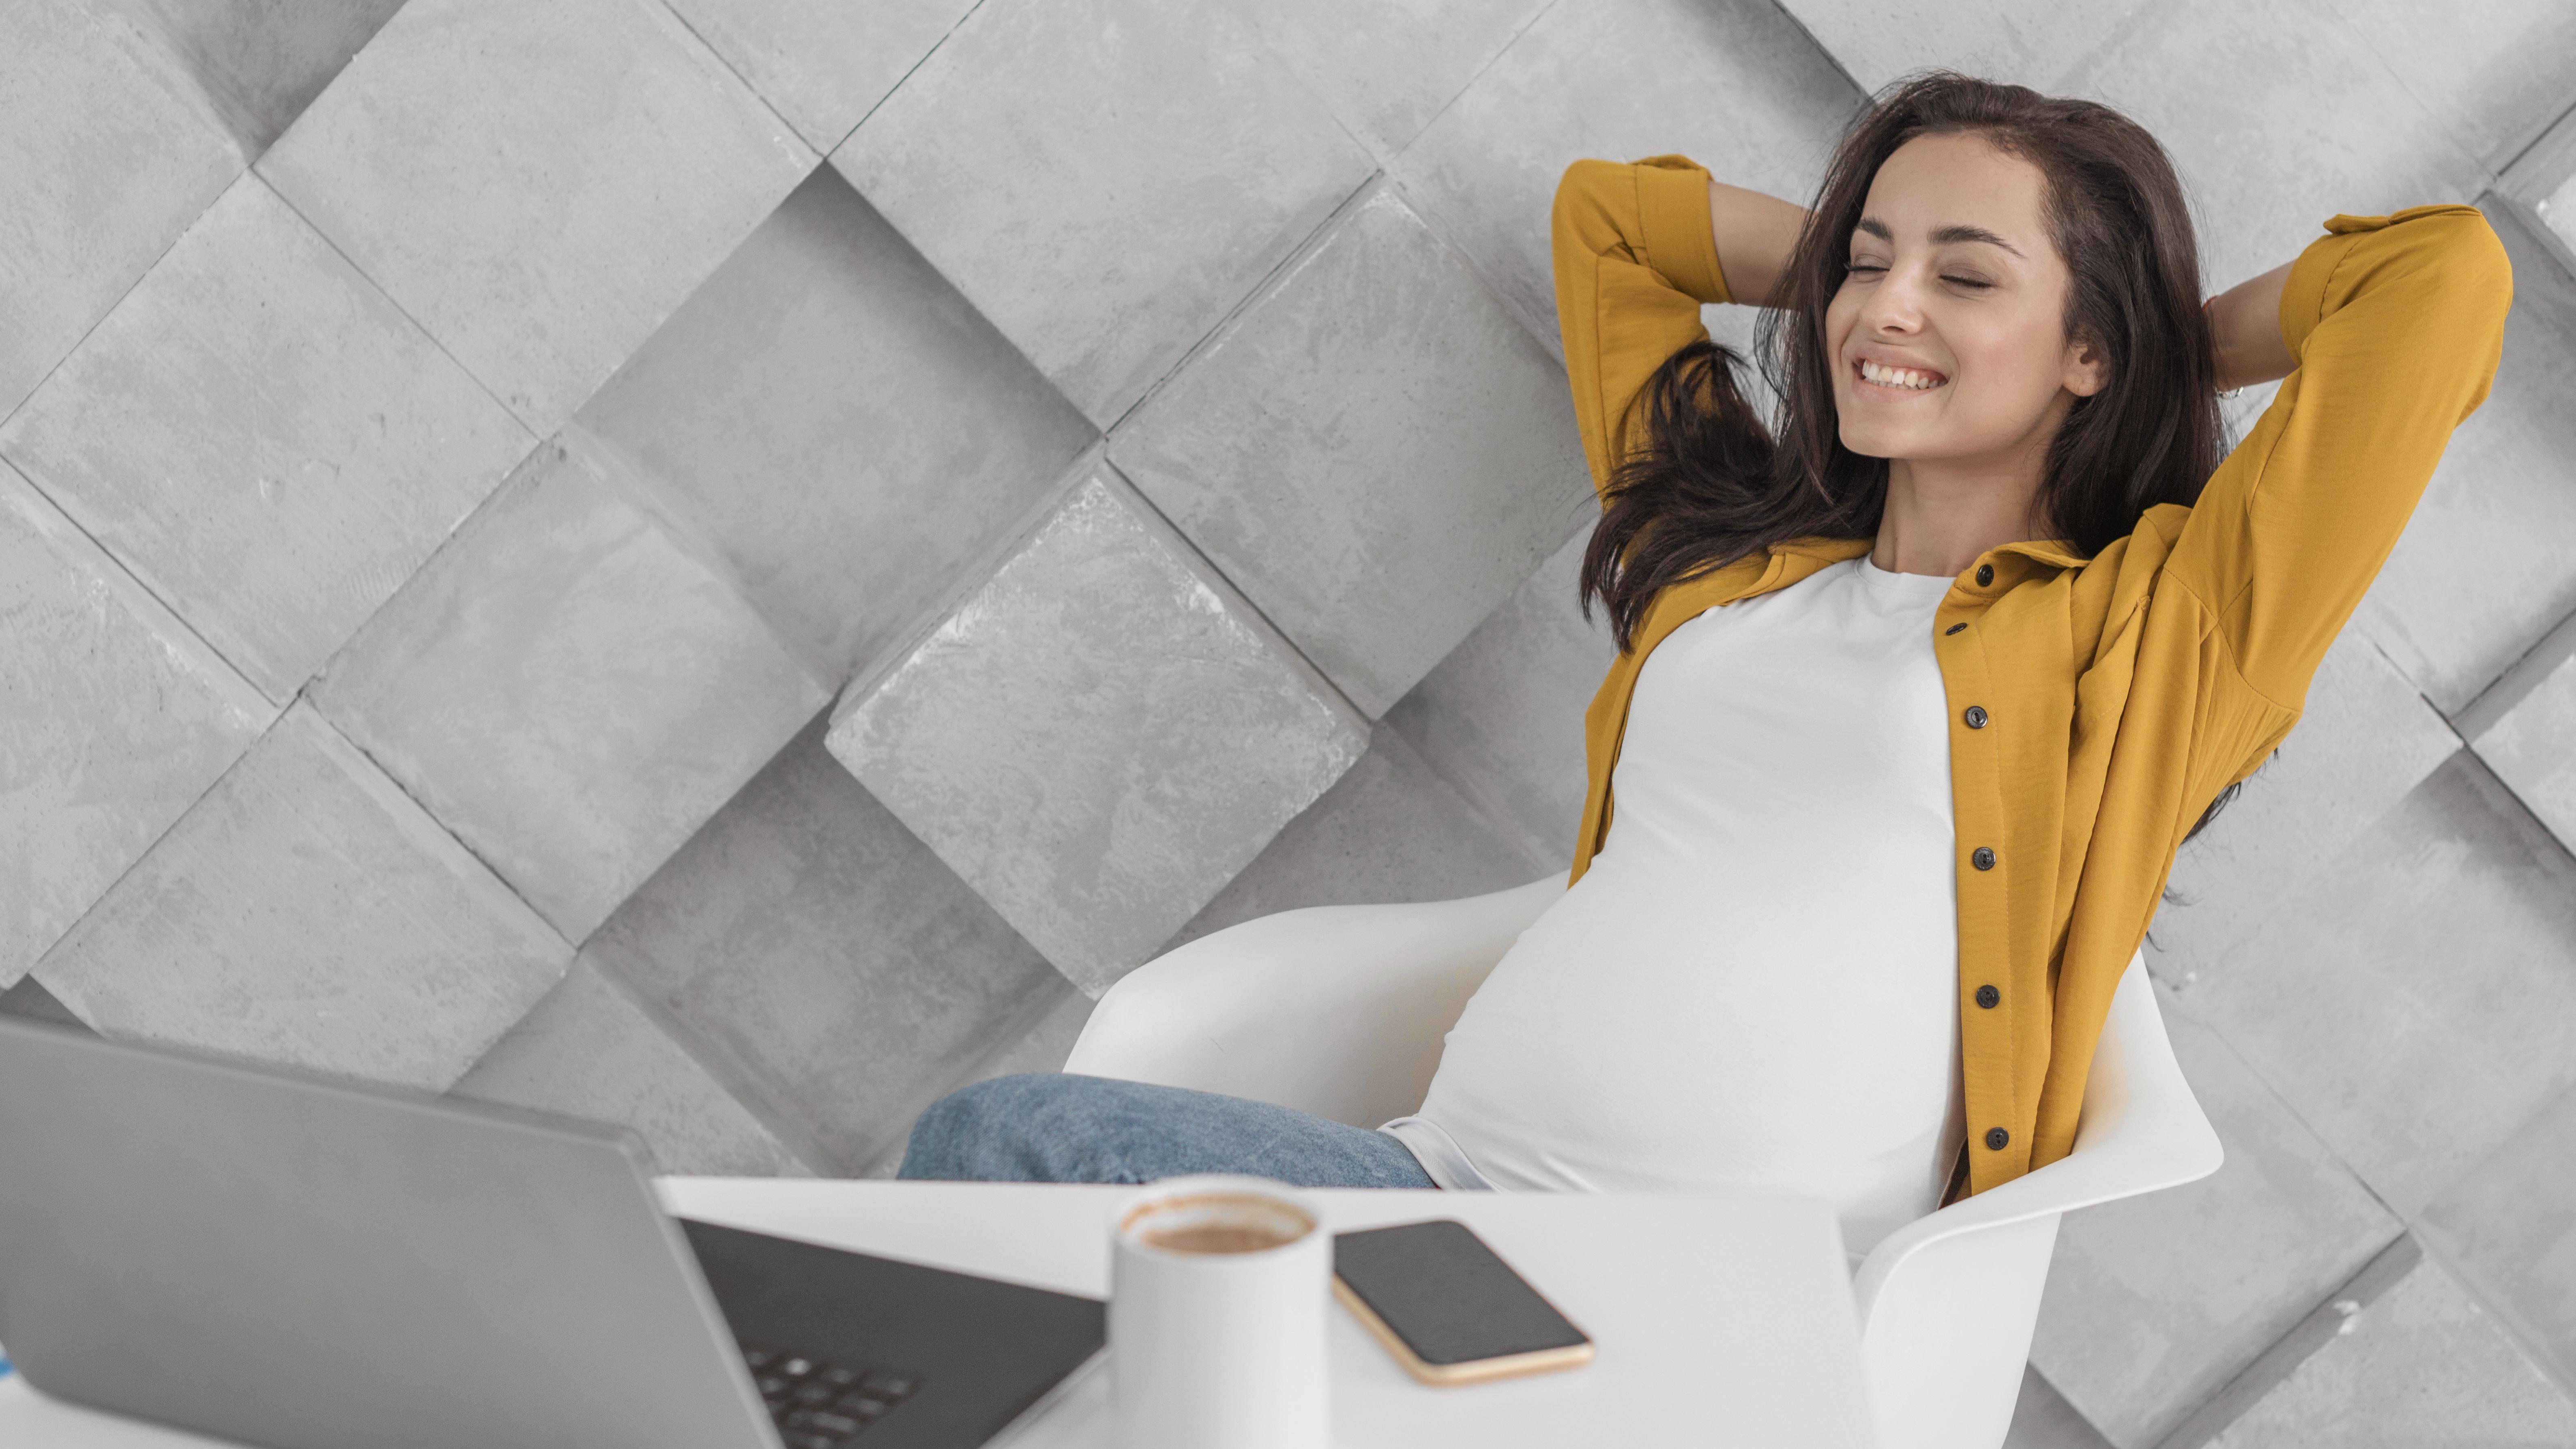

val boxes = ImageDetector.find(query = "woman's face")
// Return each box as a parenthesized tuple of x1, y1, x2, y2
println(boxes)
(1825, 132, 2106, 470)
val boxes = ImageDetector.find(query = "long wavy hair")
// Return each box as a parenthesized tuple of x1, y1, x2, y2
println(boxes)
(1580, 72, 2241, 838)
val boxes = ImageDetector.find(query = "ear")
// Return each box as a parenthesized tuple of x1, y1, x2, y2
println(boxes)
(2063, 335, 2110, 398)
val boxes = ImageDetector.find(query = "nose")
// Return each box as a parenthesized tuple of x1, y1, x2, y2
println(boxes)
(1856, 267, 1926, 336)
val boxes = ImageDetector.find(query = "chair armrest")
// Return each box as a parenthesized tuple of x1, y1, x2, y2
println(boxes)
(1062, 876, 1562, 1127)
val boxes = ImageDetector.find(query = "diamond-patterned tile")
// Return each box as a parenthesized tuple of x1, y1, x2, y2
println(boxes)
(312, 434, 827, 943)
(577, 167, 1096, 685)
(831, 0, 1376, 423)
(2476, 644, 2576, 854)
(453, 957, 808, 1177)
(36, 703, 570, 1090)
(257, 0, 816, 433)
(659, 0, 978, 152)
(0, 0, 241, 415)
(1394, 0, 1860, 350)
(1113, 181, 1591, 717)
(828, 462, 1370, 994)
(0, 173, 533, 702)
(0, 464, 273, 987)
(90, 0, 410, 157)
(1234, 0, 1551, 162)
(2420, 1083, 2576, 1387)
(588, 713, 1069, 1176)
(2182, 751, 2576, 1217)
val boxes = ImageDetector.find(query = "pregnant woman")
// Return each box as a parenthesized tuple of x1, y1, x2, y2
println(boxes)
(898, 73, 2510, 1259)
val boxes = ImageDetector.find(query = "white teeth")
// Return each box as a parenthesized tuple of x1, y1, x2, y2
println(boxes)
(1859, 359, 1943, 390)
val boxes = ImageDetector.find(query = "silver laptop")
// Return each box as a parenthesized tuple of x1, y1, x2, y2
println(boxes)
(0, 1016, 1104, 1449)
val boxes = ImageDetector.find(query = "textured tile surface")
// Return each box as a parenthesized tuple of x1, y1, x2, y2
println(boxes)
(453, 957, 808, 1176)
(1394, 0, 1861, 348)
(2420, 1084, 2576, 1387)
(0, 972, 90, 1033)
(2182, 752, 2576, 1218)
(578, 167, 1096, 684)
(2002, 1366, 2114, 1449)
(0, 0, 241, 414)
(832, 0, 1375, 423)
(90, 0, 409, 157)
(313, 435, 827, 942)
(1385, 529, 1612, 865)
(1114, 182, 1590, 717)
(1237, 0, 1551, 161)
(2145, 629, 2459, 984)
(2203, 1258, 2576, 1448)
(829, 466, 1371, 993)
(2331, 0, 2576, 168)
(257, 0, 815, 432)
(1166, 722, 1549, 952)
(2356, 206, 2576, 714)
(1771, 0, 2149, 96)
(36, 704, 570, 1090)
(0, 174, 533, 702)
(2477, 646, 2576, 853)
(660, 0, 977, 151)
(591, 713, 1068, 1176)
(2031, 983, 2404, 1446)
(0, 465, 273, 986)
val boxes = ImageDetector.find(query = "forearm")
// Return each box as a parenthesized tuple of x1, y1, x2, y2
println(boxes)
(2205, 260, 2297, 392)
(1705, 178, 1809, 309)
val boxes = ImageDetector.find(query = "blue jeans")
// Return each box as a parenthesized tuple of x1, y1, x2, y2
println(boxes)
(897, 1073, 1438, 1189)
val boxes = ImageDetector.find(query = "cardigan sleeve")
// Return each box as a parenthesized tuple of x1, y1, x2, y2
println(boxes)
(1550, 155, 1735, 501)
(2166, 204, 2512, 717)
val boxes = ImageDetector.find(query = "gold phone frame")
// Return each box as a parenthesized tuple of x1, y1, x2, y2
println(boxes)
(1331, 1275, 1596, 1386)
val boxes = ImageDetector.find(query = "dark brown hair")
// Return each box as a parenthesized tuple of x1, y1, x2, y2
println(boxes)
(1580, 72, 2239, 837)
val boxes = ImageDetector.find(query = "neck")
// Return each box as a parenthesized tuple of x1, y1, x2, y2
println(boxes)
(1868, 425, 2059, 579)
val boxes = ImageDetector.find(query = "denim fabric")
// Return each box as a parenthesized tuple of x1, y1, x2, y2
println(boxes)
(897, 1072, 1438, 1189)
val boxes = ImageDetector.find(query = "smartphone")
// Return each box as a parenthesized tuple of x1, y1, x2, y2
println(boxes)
(1330, 1219, 1594, 1386)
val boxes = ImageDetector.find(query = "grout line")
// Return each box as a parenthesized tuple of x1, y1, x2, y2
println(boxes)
(2147, 1232, 2424, 1449)
(824, 0, 1003, 159)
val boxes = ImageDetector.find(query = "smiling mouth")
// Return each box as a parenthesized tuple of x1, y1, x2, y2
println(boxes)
(1855, 358, 1948, 391)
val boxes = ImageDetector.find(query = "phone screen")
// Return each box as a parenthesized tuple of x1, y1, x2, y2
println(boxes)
(1331, 1219, 1593, 1385)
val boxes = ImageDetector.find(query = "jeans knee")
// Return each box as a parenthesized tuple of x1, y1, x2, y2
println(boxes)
(899, 1073, 1063, 1181)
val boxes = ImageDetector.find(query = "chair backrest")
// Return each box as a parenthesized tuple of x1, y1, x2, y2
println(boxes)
(1849, 954, 2223, 1449)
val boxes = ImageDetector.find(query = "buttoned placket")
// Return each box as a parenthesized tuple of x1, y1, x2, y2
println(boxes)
(1941, 552, 2022, 1183)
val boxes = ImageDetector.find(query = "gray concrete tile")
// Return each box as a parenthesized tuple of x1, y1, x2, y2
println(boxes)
(1393, 0, 1859, 351)
(256, 0, 815, 434)
(2477, 645, 2576, 857)
(828, 462, 1371, 995)
(0, 464, 274, 986)
(830, 0, 1376, 424)
(0, 972, 92, 1034)
(2031, 982, 2404, 1447)
(588, 713, 1069, 1177)
(1383, 529, 1612, 866)
(91, 0, 408, 158)
(2420, 1084, 2576, 1388)
(2003, 1365, 2114, 1449)
(2203, 1258, 2576, 1449)
(453, 957, 807, 1177)
(0, 174, 533, 702)
(1771, 0, 2151, 96)
(2331, 0, 2576, 169)
(1112, 181, 1591, 717)
(2146, 629, 2458, 985)
(577, 167, 1096, 685)
(35, 704, 570, 1090)
(853, 981, 1097, 1179)
(0, 0, 241, 415)
(1235, 0, 1551, 161)
(2354, 205, 2576, 715)
(1165, 721, 1550, 953)
(660, 0, 977, 151)
(2181, 751, 2576, 1219)
(2058, 0, 2487, 293)
(313, 434, 826, 943)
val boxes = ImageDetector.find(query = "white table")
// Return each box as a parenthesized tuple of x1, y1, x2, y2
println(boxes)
(1, 1179, 1879, 1447)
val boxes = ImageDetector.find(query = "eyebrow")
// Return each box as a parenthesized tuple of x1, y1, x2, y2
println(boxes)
(1852, 216, 2026, 258)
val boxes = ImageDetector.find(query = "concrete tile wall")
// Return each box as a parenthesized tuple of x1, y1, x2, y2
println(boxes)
(312, 433, 827, 942)
(0, 172, 533, 702)
(829, 464, 1371, 994)
(10, 2, 2574, 1440)
(0, 463, 272, 985)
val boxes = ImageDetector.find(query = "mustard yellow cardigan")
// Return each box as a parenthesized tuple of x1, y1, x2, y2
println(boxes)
(1551, 155, 2512, 1196)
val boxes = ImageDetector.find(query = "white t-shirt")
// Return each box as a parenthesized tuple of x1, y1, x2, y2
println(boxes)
(1382, 555, 1967, 1260)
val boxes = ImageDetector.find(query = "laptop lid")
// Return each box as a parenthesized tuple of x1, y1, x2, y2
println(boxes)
(0, 1016, 776, 1449)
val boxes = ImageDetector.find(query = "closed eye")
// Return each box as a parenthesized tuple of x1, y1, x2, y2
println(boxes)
(1943, 275, 1994, 290)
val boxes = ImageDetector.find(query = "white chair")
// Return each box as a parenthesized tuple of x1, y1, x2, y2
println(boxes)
(1065, 876, 2224, 1449)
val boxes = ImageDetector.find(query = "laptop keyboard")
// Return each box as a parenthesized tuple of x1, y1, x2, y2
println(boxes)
(742, 1345, 923, 1448)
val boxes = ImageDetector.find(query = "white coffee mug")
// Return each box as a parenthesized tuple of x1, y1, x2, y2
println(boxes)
(1109, 1174, 1328, 1449)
